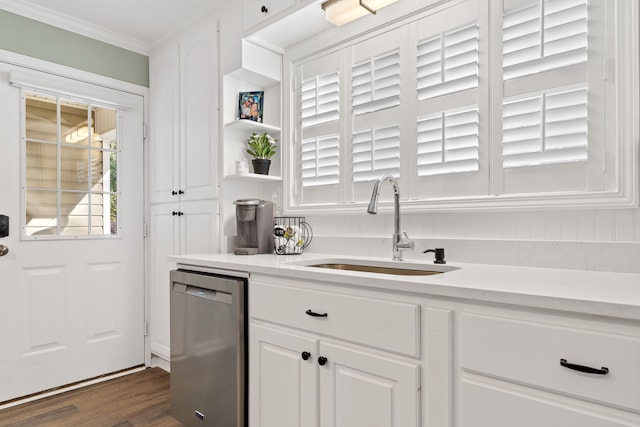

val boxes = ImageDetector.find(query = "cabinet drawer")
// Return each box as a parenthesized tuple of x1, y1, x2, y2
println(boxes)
(250, 281, 420, 357)
(460, 313, 640, 411)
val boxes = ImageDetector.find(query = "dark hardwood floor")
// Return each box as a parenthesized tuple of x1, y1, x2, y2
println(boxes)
(0, 368, 184, 427)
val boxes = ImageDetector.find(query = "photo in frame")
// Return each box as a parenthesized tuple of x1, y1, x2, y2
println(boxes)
(238, 91, 264, 123)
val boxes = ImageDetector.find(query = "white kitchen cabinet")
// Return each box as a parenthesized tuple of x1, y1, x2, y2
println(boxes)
(149, 14, 219, 205)
(319, 341, 420, 427)
(148, 12, 221, 363)
(250, 324, 317, 427)
(149, 200, 219, 361)
(457, 306, 640, 426)
(243, 0, 316, 34)
(249, 276, 421, 427)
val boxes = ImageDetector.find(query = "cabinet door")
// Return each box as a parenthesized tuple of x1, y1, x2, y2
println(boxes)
(250, 324, 318, 427)
(149, 43, 180, 204)
(179, 199, 220, 255)
(179, 16, 220, 201)
(319, 342, 420, 427)
(243, 0, 296, 32)
(149, 203, 181, 359)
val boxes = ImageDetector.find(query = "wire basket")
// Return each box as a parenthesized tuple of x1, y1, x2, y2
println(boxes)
(273, 217, 313, 255)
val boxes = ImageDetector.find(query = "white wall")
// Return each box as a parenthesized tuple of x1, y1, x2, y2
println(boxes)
(302, 208, 640, 273)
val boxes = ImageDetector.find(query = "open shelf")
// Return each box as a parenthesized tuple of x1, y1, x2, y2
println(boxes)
(225, 119, 280, 134)
(224, 173, 282, 182)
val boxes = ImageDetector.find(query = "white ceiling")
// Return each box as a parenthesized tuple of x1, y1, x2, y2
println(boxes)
(1, 0, 225, 53)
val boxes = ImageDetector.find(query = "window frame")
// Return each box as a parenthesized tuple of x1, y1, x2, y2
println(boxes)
(283, 0, 639, 214)
(20, 88, 123, 240)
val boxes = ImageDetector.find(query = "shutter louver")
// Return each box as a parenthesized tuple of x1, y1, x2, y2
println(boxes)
(352, 50, 401, 116)
(301, 135, 340, 187)
(503, 0, 587, 80)
(417, 108, 479, 176)
(417, 24, 479, 100)
(301, 71, 340, 128)
(352, 124, 401, 182)
(503, 86, 587, 168)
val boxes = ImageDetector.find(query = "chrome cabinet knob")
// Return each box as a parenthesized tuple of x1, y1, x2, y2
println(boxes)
(0, 245, 8, 256)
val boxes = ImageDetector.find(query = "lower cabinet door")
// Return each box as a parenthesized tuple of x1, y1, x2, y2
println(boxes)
(249, 324, 318, 427)
(319, 342, 421, 427)
(461, 380, 637, 427)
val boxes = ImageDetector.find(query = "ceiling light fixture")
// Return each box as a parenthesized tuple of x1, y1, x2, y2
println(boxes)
(321, 0, 399, 27)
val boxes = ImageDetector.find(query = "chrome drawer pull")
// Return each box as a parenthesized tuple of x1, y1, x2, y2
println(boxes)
(560, 358, 609, 375)
(305, 309, 328, 318)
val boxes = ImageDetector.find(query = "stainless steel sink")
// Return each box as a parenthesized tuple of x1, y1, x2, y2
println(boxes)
(290, 258, 459, 276)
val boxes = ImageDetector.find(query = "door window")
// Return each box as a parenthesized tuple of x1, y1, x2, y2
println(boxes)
(23, 91, 119, 238)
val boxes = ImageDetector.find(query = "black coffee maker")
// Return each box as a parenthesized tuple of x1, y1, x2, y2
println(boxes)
(234, 199, 274, 255)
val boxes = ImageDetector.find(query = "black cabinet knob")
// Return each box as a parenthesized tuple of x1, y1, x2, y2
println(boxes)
(318, 356, 328, 366)
(178, 190, 184, 195)
(261, 5, 268, 13)
(171, 190, 178, 195)
(172, 211, 178, 216)
(301, 351, 311, 361)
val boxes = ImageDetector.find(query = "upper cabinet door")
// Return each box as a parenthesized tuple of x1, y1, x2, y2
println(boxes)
(179, 16, 220, 202)
(149, 43, 180, 204)
(243, 0, 296, 33)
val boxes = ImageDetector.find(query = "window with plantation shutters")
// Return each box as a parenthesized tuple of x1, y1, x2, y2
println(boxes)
(296, 53, 342, 203)
(417, 107, 479, 176)
(352, 124, 401, 183)
(287, 0, 636, 212)
(352, 49, 401, 115)
(417, 24, 479, 100)
(301, 134, 340, 187)
(301, 71, 340, 128)
(502, 0, 587, 80)
(503, 86, 587, 168)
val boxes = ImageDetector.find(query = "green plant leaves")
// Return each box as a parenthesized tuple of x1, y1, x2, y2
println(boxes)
(246, 132, 277, 159)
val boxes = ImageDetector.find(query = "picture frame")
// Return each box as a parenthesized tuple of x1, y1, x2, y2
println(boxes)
(238, 91, 264, 123)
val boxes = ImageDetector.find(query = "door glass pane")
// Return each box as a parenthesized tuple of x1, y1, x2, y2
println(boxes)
(61, 99, 90, 146)
(25, 190, 57, 236)
(25, 141, 57, 189)
(60, 145, 89, 191)
(92, 192, 117, 236)
(60, 191, 90, 236)
(25, 95, 57, 142)
(24, 91, 120, 238)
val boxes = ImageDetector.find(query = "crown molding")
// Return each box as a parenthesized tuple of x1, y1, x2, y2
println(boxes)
(0, 0, 150, 55)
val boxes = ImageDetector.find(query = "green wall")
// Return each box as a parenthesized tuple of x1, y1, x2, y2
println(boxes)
(0, 9, 149, 87)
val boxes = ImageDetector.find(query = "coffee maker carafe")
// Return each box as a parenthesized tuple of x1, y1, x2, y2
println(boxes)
(234, 199, 274, 255)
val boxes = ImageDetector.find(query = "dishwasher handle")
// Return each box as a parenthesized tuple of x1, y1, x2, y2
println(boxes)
(172, 283, 233, 304)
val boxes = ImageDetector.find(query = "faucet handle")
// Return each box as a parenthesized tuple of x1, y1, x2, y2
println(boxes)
(396, 232, 414, 249)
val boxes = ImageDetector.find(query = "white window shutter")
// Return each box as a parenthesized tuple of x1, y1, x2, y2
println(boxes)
(352, 124, 401, 182)
(301, 134, 340, 187)
(417, 24, 479, 100)
(503, 0, 587, 80)
(503, 86, 587, 168)
(352, 50, 401, 115)
(417, 107, 479, 176)
(301, 71, 340, 128)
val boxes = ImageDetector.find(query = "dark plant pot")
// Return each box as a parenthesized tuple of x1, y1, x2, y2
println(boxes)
(252, 159, 271, 175)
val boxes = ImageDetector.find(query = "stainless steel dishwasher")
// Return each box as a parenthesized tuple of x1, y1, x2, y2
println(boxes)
(169, 266, 247, 427)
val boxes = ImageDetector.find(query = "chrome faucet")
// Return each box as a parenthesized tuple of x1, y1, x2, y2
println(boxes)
(367, 174, 414, 261)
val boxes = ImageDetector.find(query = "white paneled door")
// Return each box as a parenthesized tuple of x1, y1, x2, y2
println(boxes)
(0, 62, 145, 402)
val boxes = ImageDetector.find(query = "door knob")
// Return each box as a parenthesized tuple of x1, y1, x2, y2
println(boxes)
(0, 245, 8, 256)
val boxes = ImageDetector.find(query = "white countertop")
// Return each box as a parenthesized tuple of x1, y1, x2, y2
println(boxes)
(169, 253, 640, 321)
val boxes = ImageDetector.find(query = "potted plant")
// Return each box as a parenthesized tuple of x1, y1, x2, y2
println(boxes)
(246, 132, 277, 175)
